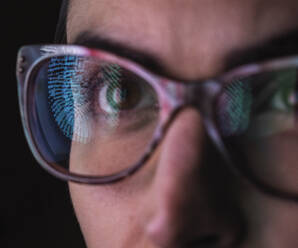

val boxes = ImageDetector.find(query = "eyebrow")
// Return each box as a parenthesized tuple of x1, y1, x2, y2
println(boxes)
(224, 29, 298, 70)
(72, 31, 167, 76)
(72, 29, 298, 78)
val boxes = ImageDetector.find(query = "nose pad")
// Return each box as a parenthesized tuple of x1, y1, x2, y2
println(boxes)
(145, 108, 244, 247)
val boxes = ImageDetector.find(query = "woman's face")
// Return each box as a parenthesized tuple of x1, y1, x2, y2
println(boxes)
(67, 0, 298, 247)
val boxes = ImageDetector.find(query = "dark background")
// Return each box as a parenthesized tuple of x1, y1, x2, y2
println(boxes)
(4, 1, 86, 247)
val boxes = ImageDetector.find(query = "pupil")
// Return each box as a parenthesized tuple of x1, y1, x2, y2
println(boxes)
(106, 81, 141, 111)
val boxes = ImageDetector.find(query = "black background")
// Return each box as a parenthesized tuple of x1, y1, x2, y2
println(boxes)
(4, 1, 86, 247)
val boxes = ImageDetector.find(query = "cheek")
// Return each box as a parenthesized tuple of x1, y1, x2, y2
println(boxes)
(68, 154, 158, 248)
(240, 187, 298, 246)
(69, 183, 129, 247)
(69, 117, 158, 176)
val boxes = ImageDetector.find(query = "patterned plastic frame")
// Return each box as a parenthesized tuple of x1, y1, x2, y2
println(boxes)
(16, 45, 298, 202)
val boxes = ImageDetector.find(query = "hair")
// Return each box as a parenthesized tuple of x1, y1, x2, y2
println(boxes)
(54, 0, 69, 43)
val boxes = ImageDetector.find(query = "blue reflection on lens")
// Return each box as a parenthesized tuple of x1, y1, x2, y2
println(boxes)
(219, 79, 252, 137)
(48, 56, 78, 140)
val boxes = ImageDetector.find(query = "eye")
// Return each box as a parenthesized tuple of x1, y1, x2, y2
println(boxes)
(95, 64, 158, 116)
(270, 70, 297, 111)
(248, 69, 298, 138)
(216, 68, 298, 138)
(86, 63, 160, 133)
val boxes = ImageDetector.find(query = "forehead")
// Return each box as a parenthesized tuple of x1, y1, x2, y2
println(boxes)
(67, 0, 298, 79)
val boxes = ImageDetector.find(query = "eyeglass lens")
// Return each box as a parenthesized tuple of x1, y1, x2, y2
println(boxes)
(28, 55, 160, 176)
(216, 68, 298, 194)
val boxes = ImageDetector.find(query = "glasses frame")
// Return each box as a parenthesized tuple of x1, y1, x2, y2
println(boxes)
(17, 44, 298, 202)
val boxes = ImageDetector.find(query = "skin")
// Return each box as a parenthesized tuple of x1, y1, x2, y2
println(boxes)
(66, 0, 298, 247)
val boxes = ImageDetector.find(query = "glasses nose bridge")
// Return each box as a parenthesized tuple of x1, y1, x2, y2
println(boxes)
(183, 79, 222, 116)
(160, 79, 223, 150)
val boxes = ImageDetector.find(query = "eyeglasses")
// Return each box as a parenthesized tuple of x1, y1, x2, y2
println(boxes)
(17, 45, 298, 201)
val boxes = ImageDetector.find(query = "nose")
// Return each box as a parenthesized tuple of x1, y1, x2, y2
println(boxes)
(145, 108, 245, 248)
